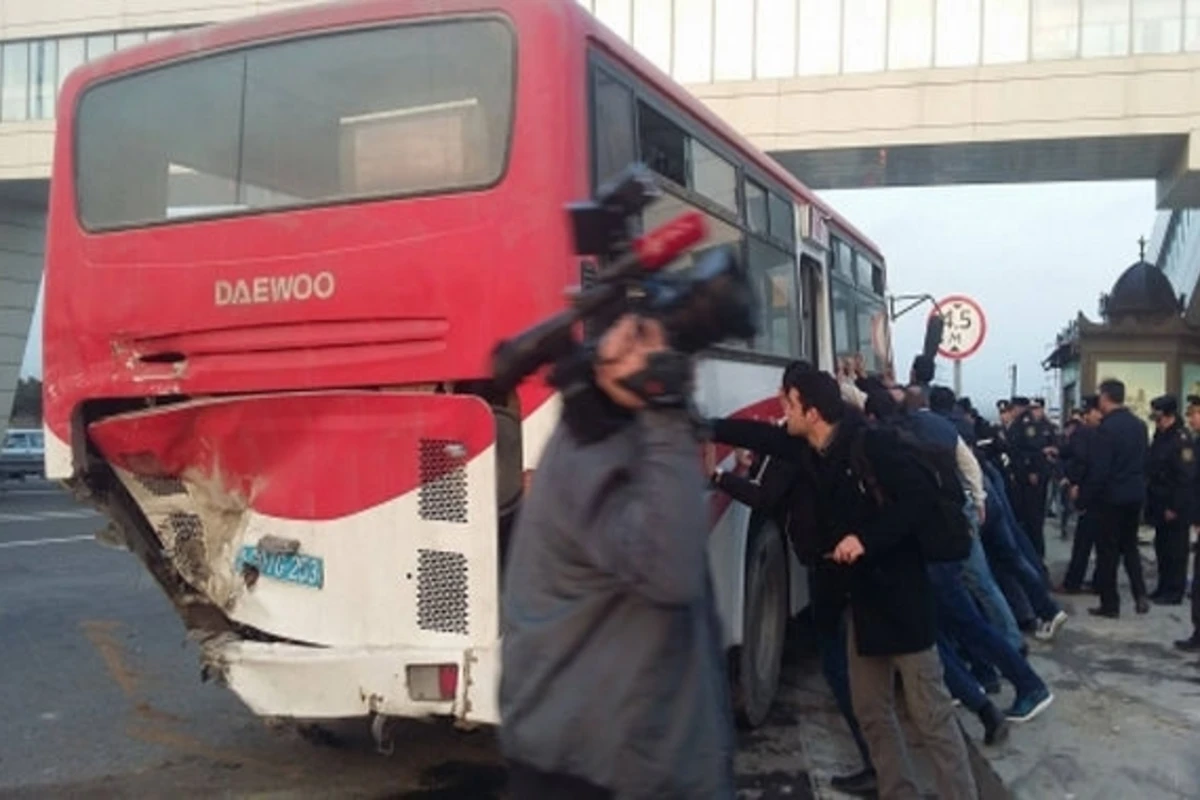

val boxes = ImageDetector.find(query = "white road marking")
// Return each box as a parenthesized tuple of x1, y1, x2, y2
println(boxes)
(0, 534, 95, 550)
(0, 509, 100, 523)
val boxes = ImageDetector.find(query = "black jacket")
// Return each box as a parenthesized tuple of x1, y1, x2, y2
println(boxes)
(709, 418, 820, 562)
(1010, 409, 1054, 478)
(1146, 421, 1195, 526)
(710, 419, 847, 638)
(816, 415, 937, 657)
(1063, 424, 1095, 488)
(1081, 406, 1148, 509)
(711, 411, 937, 656)
(711, 428, 802, 527)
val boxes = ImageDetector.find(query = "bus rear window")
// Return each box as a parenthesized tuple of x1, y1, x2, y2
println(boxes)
(75, 17, 515, 230)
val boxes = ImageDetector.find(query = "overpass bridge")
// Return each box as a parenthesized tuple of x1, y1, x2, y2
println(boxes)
(6, 0, 1200, 434)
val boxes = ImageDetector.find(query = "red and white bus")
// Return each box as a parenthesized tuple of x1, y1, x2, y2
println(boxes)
(43, 0, 890, 733)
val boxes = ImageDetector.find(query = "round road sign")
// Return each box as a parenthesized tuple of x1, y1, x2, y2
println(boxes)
(930, 295, 987, 361)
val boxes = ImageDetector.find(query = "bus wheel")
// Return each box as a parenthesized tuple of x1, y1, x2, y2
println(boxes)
(732, 523, 788, 729)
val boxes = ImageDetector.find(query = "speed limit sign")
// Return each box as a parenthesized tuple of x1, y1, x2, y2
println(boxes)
(931, 295, 986, 360)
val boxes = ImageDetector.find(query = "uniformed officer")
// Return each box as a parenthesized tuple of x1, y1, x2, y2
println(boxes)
(1146, 395, 1196, 605)
(979, 399, 1019, 507)
(1175, 395, 1200, 651)
(1060, 395, 1103, 593)
(1010, 396, 1055, 558)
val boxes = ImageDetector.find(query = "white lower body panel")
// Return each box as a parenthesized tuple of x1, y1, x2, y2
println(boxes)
(211, 638, 502, 724)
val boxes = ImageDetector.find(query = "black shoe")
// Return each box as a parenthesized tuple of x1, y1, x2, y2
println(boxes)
(1089, 607, 1119, 619)
(830, 767, 877, 795)
(1136, 597, 1151, 614)
(1175, 636, 1200, 652)
(978, 701, 1011, 746)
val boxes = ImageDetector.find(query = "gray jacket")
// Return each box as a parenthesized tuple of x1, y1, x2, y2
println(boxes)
(499, 410, 735, 799)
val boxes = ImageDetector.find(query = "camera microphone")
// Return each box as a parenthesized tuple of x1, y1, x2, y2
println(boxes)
(630, 211, 706, 271)
(491, 211, 708, 396)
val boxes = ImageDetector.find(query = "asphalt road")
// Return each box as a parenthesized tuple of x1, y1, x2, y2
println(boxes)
(0, 481, 820, 799)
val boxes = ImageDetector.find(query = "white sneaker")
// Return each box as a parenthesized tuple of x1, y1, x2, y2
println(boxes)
(1034, 610, 1068, 641)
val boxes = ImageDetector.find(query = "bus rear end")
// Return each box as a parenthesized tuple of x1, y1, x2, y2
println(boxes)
(43, 0, 583, 726)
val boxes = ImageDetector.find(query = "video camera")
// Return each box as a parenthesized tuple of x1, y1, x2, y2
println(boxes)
(491, 164, 758, 407)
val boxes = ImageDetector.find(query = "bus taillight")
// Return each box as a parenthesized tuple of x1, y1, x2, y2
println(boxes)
(406, 664, 459, 701)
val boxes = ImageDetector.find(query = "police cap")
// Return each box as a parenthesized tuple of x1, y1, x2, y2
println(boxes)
(1082, 394, 1100, 412)
(1188, 394, 1200, 411)
(1032, 397, 1046, 408)
(1150, 394, 1179, 416)
(996, 399, 1011, 413)
(1011, 395, 1031, 407)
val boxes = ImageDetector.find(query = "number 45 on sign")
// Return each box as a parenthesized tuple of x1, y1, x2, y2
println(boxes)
(931, 295, 987, 361)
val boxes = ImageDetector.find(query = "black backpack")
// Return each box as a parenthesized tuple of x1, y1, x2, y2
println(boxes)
(850, 424, 973, 563)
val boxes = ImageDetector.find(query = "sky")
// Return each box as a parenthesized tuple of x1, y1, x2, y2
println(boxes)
(821, 180, 1157, 408)
(20, 180, 1158, 407)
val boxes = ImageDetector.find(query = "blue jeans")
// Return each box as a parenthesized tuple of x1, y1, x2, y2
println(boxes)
(936, 636, 987, 713)
(817, 613, 873, 769)
(960, 521, 1024, 653)
(928, 561, 1047, 700)
(982, 461, 1049, 583)
(981, 471, 1062, 622)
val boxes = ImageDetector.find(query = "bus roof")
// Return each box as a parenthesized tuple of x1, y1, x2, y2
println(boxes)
(58, 0, 881, 260)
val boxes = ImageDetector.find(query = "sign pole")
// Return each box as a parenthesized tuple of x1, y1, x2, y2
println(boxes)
(953, 359, 962, 396)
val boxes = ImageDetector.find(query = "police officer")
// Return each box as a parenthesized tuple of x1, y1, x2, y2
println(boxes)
(1175, 396, 1200, 651)
(1010, 396, 1055, 558)
(1083, 379, 1150, 618)
(1060, 395, 1103, 593)
(1146, 395, 1195, 605)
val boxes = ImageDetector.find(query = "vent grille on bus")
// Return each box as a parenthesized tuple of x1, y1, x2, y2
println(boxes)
(418, 439, 468, 524)
(416, 548, 469, 635)
(134, 474, 187, 497)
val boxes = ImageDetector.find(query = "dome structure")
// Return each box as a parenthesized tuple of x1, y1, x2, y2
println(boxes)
(1102, 260, 1182, 320)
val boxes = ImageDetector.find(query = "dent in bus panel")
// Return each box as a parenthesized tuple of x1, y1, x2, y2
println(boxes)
(75, 19, 516, 230)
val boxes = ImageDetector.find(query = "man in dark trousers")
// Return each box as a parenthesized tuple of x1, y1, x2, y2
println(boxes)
(1083, 379, 1151, 618)
(1176, 395, 1200, 651)
(1060, 396, 1103, 594)
(1010, 396, 1055, 559)
(788, 371, 977, 800)
(1146, 395, 1195, 605)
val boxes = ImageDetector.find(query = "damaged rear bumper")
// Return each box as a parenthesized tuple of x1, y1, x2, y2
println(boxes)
(202, 636, 501, 725)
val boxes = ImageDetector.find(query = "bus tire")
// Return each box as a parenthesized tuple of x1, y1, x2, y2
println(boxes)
(731, 521, 788, 729)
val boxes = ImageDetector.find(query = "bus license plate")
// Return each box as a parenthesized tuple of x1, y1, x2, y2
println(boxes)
(236, 546, 324, 589)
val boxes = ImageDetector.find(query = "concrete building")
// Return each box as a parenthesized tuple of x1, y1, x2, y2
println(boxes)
(10, 0, 1200, 440)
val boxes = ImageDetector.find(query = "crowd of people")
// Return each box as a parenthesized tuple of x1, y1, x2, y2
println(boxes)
(495, 316, 1197, 800)
(708, 356, 1064, 799)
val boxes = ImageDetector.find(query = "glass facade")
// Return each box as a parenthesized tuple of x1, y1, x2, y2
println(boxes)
(0, 27, 188, 124)
(577, 0, 1200, 82)
(1151, 206, 1200, 309)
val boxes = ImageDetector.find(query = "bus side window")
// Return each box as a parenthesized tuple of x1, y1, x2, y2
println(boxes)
(591, 67, 635, 190)
(748, 237, 799, 359)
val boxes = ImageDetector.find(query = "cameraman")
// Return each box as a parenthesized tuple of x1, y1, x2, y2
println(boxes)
(499, 315, 734, 800)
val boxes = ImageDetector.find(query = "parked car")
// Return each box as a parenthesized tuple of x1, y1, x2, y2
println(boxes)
(1, 428, 44, 480)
